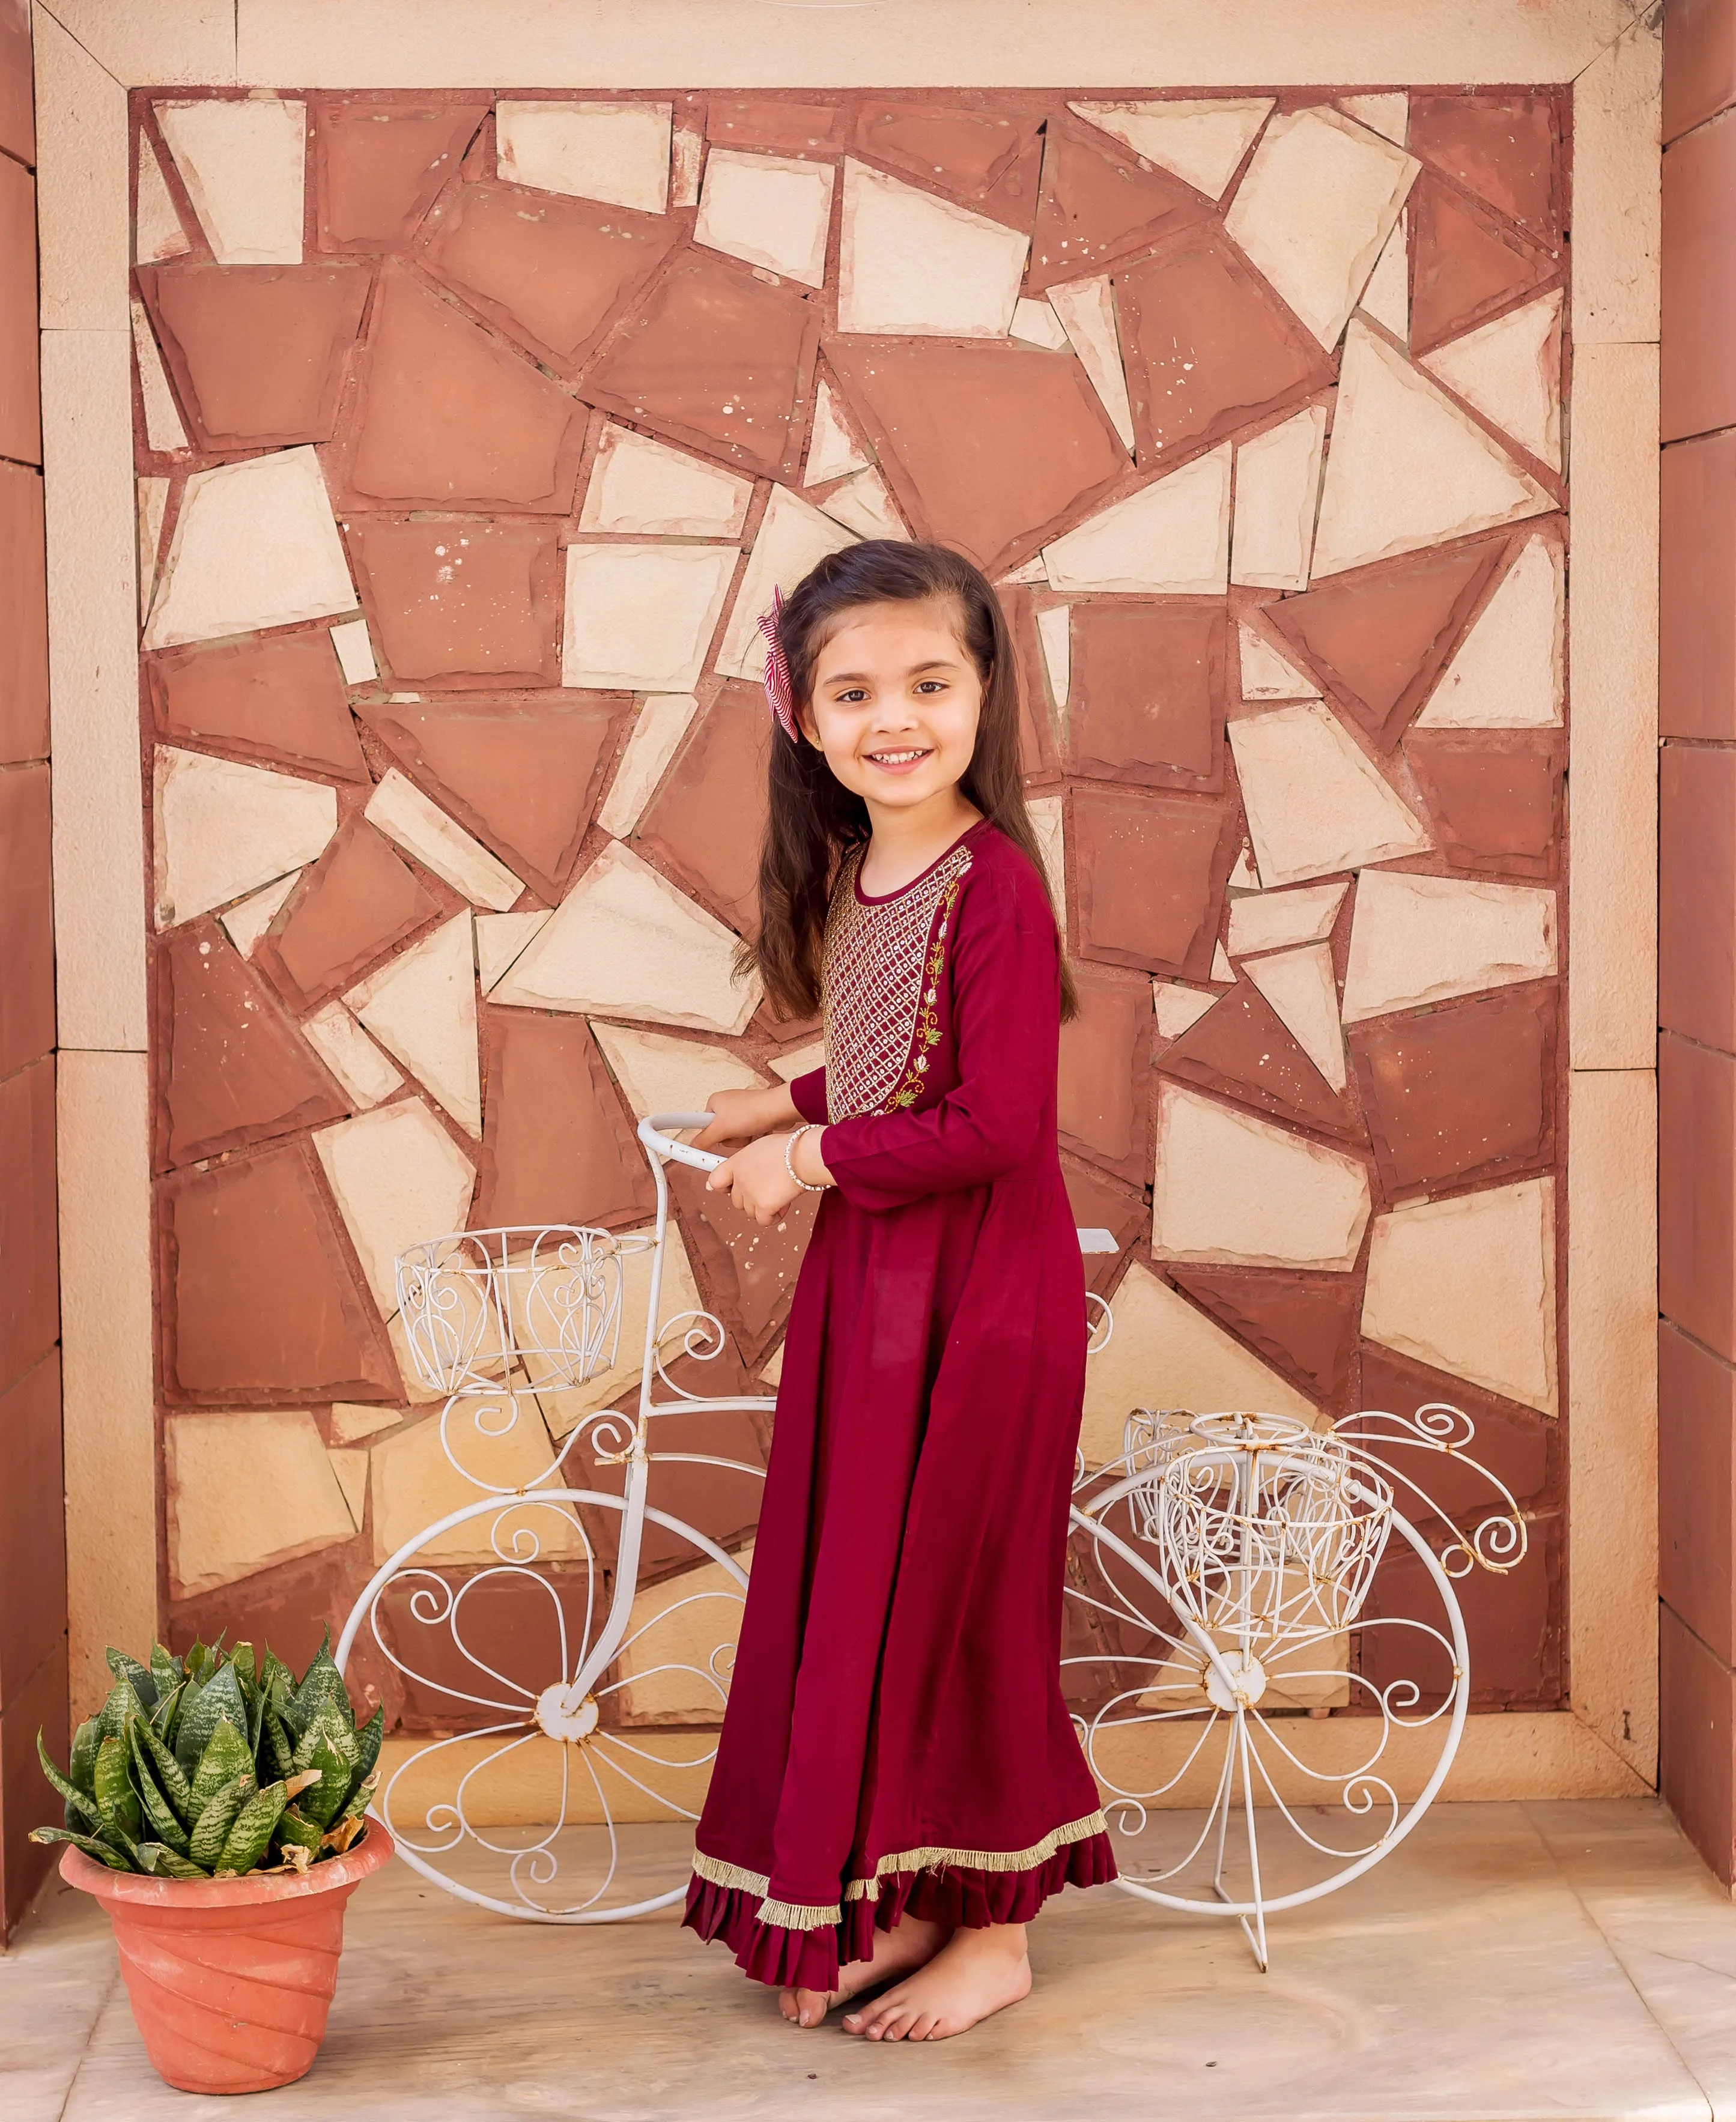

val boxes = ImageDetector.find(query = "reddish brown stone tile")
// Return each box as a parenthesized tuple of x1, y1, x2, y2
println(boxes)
(253, 814, 443, 1013)
(1, 1643, 67, 1939)
(1071, 787, 1236, 981)
(0, 463, 47, 766)
(1349, 983, 1556, 1201)
(0, 1058, 56, 1396)
(422, 179, 682, 376)
(1662, 742, 1736, 1049)
(668, 1162, 818, 1369)
(1269, 539, 1504, 753)
(378, 1566, 583, 1732)
(475, 1013, 658, 1233)
(706, 99, 848, 154)
(1060, 1153, 1148, 1297)
(1664, 111, 1736, 443)
(1662, 1601, 1736, 1885)
(0, 0, 32, 169)
(156, 923, 350, 1171)
(1158, 977, 1355, 1139)
(150, 631, 368, 781)
(1408, 94, 1562, 243)
(1661, 1032, 1736, 1363)
(855, 102, 1043, 218)
(346, 515, 563, 690)
(1116, 231, 1335, 464)
(1409, 176, 1558, 354)
(0, 1353, 64, 1717)
(634, 683, 769, 935)
(1058, 966, 1150, 1183)
(1405, 733, 1560, 877)
(1358, 1508, 1561, 1710)
(1660, 1322, 1736, 1669)
(0, 763, 54, 1079)
(169, 1550, 358, 1705)
(1001, 588, 1063, 783)
(1662, 431, 1736, 739)
(0, 156, 40, 469)
(1355, 1343, 1556, 1524)
(1665, 0, 1736, 143)
(341, 264, 586, 510)
(1170, 1268, 1359, 1405)
(583, 250, 819, 480)
(138, 262, 371, 451)
(314, 99, 487, 252)
(1067, 601, 1224, 790)
(160, 1141, 399, 1403)
(826, 336, 1126, 575)
(1027, 117, 1207, 292)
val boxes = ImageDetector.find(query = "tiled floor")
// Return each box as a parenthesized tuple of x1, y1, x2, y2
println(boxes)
(2, 1801, 1733, 2120)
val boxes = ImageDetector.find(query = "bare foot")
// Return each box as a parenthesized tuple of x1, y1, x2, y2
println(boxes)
(842, 1922, 1031, 2042)
(778, 1914, 950, 2028)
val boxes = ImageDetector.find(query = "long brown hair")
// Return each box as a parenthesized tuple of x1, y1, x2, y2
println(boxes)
(738, 539, 1077, 1023)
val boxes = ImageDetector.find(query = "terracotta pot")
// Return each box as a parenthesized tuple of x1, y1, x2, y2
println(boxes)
(59, 1825, 393, 2094)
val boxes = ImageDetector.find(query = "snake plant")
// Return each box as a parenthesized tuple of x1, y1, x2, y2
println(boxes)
(31, 1635, 382, 1880)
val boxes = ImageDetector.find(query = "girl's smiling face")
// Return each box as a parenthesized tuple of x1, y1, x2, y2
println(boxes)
(797, 596, 983, 815)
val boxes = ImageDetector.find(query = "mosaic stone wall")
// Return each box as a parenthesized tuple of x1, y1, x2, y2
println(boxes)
(132, 85, 1571, 1728)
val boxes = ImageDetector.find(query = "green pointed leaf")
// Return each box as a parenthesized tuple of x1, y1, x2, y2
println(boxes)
(150, 1678, 185, 1748)
(150, 1643, 183, 1697)
(216, 1781, 288, 1877)
(29, 1826, 133, 1871)
(274, 1804, 323, 1857)
(93, 1735, 141, 1844)
(353, 1702, 384, 1784)
(106, 1649, 159, 1710)
(136, 1843, 209, 1879)
(132, 1708, 195, 1823)
(285, 1634, 349, 1738)
(259, 1648, 293, 1703)
(95, 1676, 150, 1746)
(187, 1777, 250, 1872)
(263, 1705, 296, 1783)
(68, 1717, 100, 1796)
(336, 1766, 380, 1827)
(36, 1730, 103, 1836)
(291, 1715, 356, 1830)
(175, 1660, 246, 1780)
(127, 1724, 192, 1857)
(189, 1718, 253, 1819)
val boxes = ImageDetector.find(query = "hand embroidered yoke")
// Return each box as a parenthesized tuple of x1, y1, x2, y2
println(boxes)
(682, 819, 1114, 1991)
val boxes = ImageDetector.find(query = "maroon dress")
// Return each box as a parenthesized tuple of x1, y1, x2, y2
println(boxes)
(682, 816, 1115, 1992)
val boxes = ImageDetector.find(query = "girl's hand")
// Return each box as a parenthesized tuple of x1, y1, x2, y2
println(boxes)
(693, 1082, 800, 1152)
(705, 1133, 806, 1225)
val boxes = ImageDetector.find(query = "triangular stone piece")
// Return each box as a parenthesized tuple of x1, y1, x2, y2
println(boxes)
(1243, 942, 1347, 1091)
(1067, 98, 1273, 201)
(1238, 623, 1322, 701)
(1415, 534, 1562, 729)
(803, 376, 870, 486)
(136, 134, 191, 264)
(253, 816, 442, 1013)
(344, 912, 481, 1138)
(1027, 121, 1207, 292)
(1046, 276, 1135, 452)
(1409, 177, 1556, 353)
(1268, 539, 1503, 750)
(1409, 94, 1559, 241)
(855, 103, 1042, 210)
(1169, 1266, 1360, 1403)
(317, 102, 487, 250)
(151, 631, 368, 781)
(1420, 288, 1563, 470)
(1228, 703, 1433, 887)
(1042, 444, 1230, 593)
(1158, 977, 1351, 1136)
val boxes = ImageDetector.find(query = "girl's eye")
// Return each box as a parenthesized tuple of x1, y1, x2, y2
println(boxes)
(835, 688, 869, 705)
(915, 680, 947, 695)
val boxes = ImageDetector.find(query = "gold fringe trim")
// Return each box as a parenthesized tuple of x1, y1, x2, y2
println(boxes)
(691, 1850, 769, 1899)
(756, 1895, 843, 1930)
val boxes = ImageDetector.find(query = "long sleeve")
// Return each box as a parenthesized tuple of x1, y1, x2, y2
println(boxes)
(819, 861, 1058, 1214)
(789, 1067, 828, 1124)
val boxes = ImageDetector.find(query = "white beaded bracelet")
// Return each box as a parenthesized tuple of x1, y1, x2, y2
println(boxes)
(783, 1124, 827, 1193)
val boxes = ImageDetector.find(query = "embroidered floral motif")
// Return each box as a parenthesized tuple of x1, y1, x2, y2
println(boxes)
(821, 841, 974, 1123)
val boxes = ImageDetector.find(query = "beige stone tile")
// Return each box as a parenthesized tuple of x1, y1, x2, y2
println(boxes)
(837, 158, 1028, 338)
(1237, 621, 1320, 700)
(670, 123, 703, 208)
(134, 133, 190, 265)
(165, 1409, 354, 1598)
(327, 1446, 368, 1530)
(1210, 939, 1234, 983)
(475, 909, 551, 994)
(768, 1037, 825, 1081)
(1046, 275, 1135, 453)
(1568, 341, 1659, 1071)
(387, 1307, 447, 1406)
(314, 1099, 476, 1314)
(217, 867, 302, 957)
(1224, 106, 1417, 348)
(495, 99, 672, 214)
(368, 1400, 582, 1565)
(714, 484, 852, 679)
(1312, 321, 1554, 578)
(156, 96, 306, 264)
(152, 746, 336, 929)
(596, 694, 700, 839)
(1243, 942, 1346, 1090)
(1227, 844, 1259, 892)
(1227, 880, 1347, 955)
(1231, 402, 1326, 590)
(1358, 211, 1408, 340)
(1421, 288, 1562, 471)
(1567, 1069, 1659, 1783)
(1042, 444, 1230, 594)
(801, 376, 869, 487)
(1036, 604, 1070, 709)
(758, 1338, 785, 1385)
(1228, 703, 1431, 887)
(578, 425, 752, 540)
(491, 839, 760, 1035)
(1363, 1177, 1557, 1416)
(1415, 533, 1562, 729)
(46, 0, 236, 86)
(329, 615, 377, 685)
(816, 466, 908, 541)
(1010, 295, 1069, 350)
(1081, 1260, 1315, 1466)
(1338, 92, 1408, 147)
(330, 1400, 404, 1445)
(41, 331, 144, 1050)
(135, 474, 169, 624)
(1341, 870, 1556, 1022)
(345, 912, 481, 1138)
(58, 1051, 156, 1720)
(694, 147, 833, 287)
(129, 296, 188, 453)
(1067, 97, 1272, 199)
(33, 8, 129, 331)
(365, 768, 523, 911)
(1152, 981, 1216, 1040)
(563, 541, 738, 692)
(526, 1220, 703, 1438)
(590, 1021, 766, 1127)
(1028, 792, 1067, 932)
(1000, 555, 1049, 585)
(1152, 1080, 1371, 1270)
(302, 999, 403, 1109)
(612, 1543, 750, 1724)
(1573, 10, 1662, 348)
(142, 446, 359, 649)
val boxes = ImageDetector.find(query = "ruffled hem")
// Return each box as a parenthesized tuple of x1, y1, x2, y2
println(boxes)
(681, 1828, 1118, 1992)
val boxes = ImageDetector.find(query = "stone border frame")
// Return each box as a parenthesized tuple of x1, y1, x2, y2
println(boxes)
(34, 0, 1660, 1799)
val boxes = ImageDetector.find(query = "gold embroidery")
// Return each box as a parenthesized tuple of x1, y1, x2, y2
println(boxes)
(821, 841, 974, 1123)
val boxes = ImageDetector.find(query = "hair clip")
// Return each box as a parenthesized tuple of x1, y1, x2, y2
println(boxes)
(757, 587, 799, 745)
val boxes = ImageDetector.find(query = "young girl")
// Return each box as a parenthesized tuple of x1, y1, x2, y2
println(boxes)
(682, 541, 1114, 2042)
